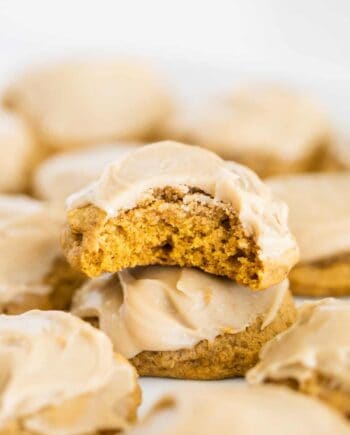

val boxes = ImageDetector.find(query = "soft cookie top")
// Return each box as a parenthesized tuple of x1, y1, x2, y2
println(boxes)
(64, 141, 298, 289)
(0, 310, 140, 434)
(268, 173, 350, 262)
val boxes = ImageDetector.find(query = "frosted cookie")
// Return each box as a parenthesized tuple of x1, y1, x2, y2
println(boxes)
(128, 384, 350, 435)
(247, 299, 350, 418)
(3, 59, 171, 150)
(268, 173, 350, 296)
(72, 266, 296, 379)
(0, 310, 140, 434)
(165, 85, 333, 178)
(0, 109, 37, 193)
(0, 195, 85, 313)
(63, 141, 298, 290)
(33, 142, 137, 203)
(329, 137, 350, 170)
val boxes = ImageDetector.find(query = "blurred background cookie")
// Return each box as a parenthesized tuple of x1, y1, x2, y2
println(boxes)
(0, 195, 85, 313)
(72, 266, 296, 379)
(33, 142, 138, 203)
(268, 173, 350, 296)
(0, 310, 140, 434)
(3, 59, 172, 150)
(164, 84, 334, 178)
(128, 384, 350, 435)
(248, 298, 350, 418)
(0, 109, 38, 193)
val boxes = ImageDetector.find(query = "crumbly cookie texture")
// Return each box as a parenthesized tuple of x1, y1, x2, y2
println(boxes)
(268, 173, 350, 296)
(247, 299, 350, 418)
(72, 267, 296, 379)
(0, 310, 141, 435)
(128, 385, 350, 435)
(3, 59, 171, 150)
(63, 142, 298, 290)
(163, 85, 333, 178)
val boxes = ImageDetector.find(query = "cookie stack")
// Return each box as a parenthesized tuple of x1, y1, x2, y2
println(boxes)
(64, 140, 299, 379)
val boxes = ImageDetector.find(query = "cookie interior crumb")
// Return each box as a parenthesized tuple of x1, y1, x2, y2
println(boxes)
(64, 186, 268, 289)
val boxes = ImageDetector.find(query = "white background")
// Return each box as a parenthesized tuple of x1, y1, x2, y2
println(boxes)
(0, 0, 349, 128)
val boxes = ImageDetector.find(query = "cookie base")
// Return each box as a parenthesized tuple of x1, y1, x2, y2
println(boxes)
(290, 253, 350, 297)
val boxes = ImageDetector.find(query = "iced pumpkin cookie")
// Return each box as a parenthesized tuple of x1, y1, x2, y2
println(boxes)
(247, 299, 350, 418)
(3, 59, 171, 150)
(0, 310, 140, 435)
(0, 195, 85, 313)
(63, 142, 298, 290)
(72, 266, 296, 379)
(164, 85, 333, 178)
(128, 384, 350, 435)
(0, 109, 37, 193)
(268, 173, 350, 296)
(33, 142, 137, 203)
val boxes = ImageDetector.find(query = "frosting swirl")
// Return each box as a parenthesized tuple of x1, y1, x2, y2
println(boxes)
(72, 266, 289, 358)
(0, 310, 139, 434)
(247, 298, 350, 391)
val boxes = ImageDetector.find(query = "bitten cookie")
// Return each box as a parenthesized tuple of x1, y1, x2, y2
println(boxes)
(247, 298, 350, 418)
(268, 173, 350, 296)
(63, 141, 298, 290)
(0, 195, 85, 313)
(164, 84, 333, 178)
(72, 266, 296, 379)
(0, 109, 37, 193)
(128, 384, 350, 435)
(3, 59, 171, 150)
(33, 142, 138, 203)
(0, 310, 140, 434)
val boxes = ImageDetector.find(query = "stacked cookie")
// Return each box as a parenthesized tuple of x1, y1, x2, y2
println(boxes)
(63, 140, 299, 379)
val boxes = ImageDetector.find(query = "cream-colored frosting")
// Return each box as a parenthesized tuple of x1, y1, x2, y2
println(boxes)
(34, 143, 138, 202)
(0, 109, 35, 192)
(129, 385, 350, 435)
(0, 195, 63, 306)
(4, 59, 171, 149)
(0, 310, 138, 434)
(167, 85, 331, 162)
(247, 298, 350, 391)
(68, 141, 298, 263)
(268, 173, 350, 262)
(72, 266, 289, 358)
